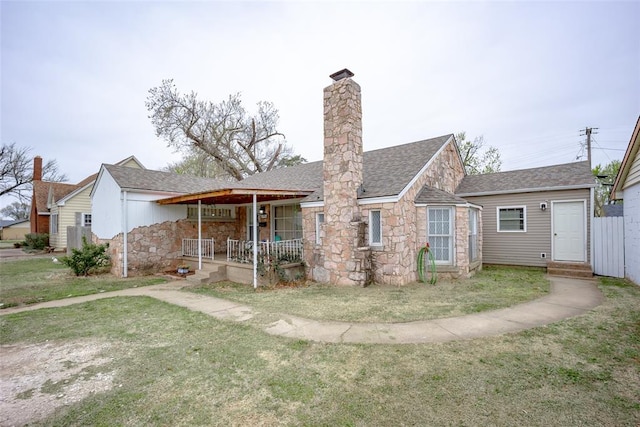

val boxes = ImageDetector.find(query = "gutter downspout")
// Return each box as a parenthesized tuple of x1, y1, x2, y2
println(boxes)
(122, 190, 128, 278)
(198, 199, 202, 270)
(253, 193, 258, 289)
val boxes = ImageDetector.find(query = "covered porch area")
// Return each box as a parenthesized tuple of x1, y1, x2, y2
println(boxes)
(157, 187, 311, 287)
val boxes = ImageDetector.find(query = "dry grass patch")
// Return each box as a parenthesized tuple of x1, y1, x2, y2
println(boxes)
(0, 257, 166, 308)
(189, 265, 549, 322)
(0, 277, 637, 426)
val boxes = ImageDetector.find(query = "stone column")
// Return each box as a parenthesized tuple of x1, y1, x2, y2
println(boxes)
(319, 69, 366, 285)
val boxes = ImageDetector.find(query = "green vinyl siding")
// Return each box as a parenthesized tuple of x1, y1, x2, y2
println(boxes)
(464, 189, 590, 267)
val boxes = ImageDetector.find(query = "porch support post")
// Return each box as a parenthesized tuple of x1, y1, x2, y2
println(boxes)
(253, 193, 258, 289)
(198, 199, 202, 270)
(122, 190, 128, 278)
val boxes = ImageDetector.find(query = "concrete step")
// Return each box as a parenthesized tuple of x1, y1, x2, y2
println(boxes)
(546, 261, 592, 278)
(186, 264, 227, 284)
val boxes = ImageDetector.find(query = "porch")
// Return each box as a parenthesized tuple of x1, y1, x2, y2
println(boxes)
(156, 186, 311, 287)
(180, 238, 305, 286)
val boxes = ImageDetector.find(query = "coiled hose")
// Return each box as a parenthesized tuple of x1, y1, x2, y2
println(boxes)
(417, 243, 437, 284)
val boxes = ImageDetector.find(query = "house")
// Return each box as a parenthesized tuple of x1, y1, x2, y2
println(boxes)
(48, 156, 144, 251)
(29, 155, 144, 251)
(611, 116, 640, 284)
(456, 161, 596, 276)
(91, 69, 481, 285)
(0, 219, 29, 240)
(30, 156, 79, 235)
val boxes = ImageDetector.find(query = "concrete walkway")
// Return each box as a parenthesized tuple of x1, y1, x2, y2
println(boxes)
(0, 276, 603, 344)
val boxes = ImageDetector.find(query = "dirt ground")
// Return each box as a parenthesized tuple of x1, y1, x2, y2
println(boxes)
(0, 339, 117, 426)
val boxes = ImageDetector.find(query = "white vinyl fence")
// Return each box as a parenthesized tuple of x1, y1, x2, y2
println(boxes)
(593, 217, 624, 278)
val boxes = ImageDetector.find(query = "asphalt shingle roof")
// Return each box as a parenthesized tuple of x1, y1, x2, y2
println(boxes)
(33, 181, 79, 214)
(415, 186, 469, 205)
(104, 164, 237, 194)
(455, 161, 595, 196)
(242, 135, 453, 202)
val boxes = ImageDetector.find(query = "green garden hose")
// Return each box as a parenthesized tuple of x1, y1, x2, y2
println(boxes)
(417, 244, 437, 284)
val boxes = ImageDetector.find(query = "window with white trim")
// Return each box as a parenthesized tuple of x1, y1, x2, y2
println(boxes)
(315, 212, 325, 245)
(369, 210, 382, 246)
(469, 208, 478, 262)
(81, 213, 92, 226)
(497, 206, 526, 232)
(427, 207, 453, 264)
(50, 213, 59, 235)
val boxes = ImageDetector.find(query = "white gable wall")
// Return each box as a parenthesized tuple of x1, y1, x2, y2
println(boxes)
(92, 171, 122, 239)
(92, 171, 188, 239)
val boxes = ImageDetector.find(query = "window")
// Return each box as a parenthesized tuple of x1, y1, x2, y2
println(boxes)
(428, 207, 453, 264)
(50, 213, 59, 235)
(316, 212, 325, 244)
(497, 206, 526, 232)
(273, 204, 302, 240)
(81, 213, 92, 226)
(188, 205, 234, 221)
(369, 210, 382, 246)
(469, 208, 478, 262)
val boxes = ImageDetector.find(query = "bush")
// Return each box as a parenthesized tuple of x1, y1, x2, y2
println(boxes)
(61, 237, 110, 276)
(24, 233, 49, 250)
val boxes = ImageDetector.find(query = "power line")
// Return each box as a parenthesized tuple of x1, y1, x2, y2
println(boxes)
(579, 127, 598, 167)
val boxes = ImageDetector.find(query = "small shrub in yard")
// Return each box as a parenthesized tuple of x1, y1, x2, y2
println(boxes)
(24, 233, 49, 250)
(60, 237, 110, 276)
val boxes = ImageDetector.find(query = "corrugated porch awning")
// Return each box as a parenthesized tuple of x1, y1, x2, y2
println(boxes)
(156, 188, 313, 205)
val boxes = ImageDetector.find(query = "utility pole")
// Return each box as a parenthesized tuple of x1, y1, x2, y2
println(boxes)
(579, 127, 598, 167)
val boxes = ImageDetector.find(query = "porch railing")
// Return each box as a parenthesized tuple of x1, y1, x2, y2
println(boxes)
(182, 238, 215, 259)
(227, 238, 303, 265)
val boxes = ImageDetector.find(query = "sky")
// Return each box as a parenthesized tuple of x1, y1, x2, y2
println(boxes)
(1, 1, 639, 197)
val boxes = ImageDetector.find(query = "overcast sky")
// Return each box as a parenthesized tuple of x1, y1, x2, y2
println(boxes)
(1, 1, 639, 193)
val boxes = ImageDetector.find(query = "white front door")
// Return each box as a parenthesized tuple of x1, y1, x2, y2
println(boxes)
(552, 201, 586, 262)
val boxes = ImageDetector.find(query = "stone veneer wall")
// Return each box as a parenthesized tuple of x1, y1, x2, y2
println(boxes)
(97, 218, 240, 277)
(303, 139, 477, 285)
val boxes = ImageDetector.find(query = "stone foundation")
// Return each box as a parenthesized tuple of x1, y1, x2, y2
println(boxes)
(96, 218, 240, 277)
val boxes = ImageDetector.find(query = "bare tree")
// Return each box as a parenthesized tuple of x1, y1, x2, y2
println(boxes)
(0, 201, 30, 220)
(455, 132, 502, 175)
(593, 160, 621, 217)
(0, 142, 67, 200)
(147, 80, 302, 181)
(162, 148, 232, 180)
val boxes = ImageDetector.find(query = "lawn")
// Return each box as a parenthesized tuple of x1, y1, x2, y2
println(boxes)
(0, 258, 638, 426)
(188, 265, 550, 322)
(0, 257, 166, 308)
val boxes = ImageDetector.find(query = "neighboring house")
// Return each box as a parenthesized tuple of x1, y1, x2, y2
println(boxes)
(92, 70, 481, 285)
(29, 155, 144, 251)
(30, 156, 79, 235)
(47, 156, 144, 251)
(611, 116, 640, 284)
(456, 161, 596, 275)
(0, 219, 29, 240)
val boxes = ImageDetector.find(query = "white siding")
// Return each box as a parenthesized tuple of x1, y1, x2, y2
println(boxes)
(623, 150, 640, 189)
(92, 171, 188, 239)
(125, 192, 186, 229)
(623, 182, 640, 284)
(465, 189, 591, 267)
(92, 172, 122, 239)
(50, 185, 93, 249)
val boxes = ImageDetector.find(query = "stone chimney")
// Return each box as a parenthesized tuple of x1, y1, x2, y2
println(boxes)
(319, 69, 368, 285)
(33, 156, 43, 181)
